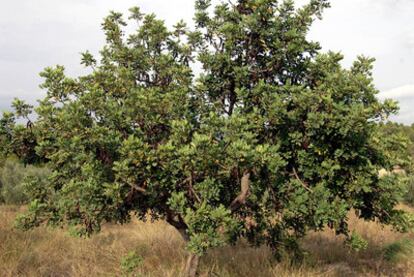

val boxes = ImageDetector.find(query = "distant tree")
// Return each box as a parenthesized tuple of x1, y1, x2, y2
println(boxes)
(2, 0, 413, 275)
(380, 122, 414, 158)
(0, 99, 40, 165)
(379, 122, 414, 205)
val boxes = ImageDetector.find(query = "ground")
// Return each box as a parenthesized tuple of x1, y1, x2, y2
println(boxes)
(1, 205, 413, 277)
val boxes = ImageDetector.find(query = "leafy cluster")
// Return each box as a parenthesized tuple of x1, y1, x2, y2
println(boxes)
(1, 0, 412, 258)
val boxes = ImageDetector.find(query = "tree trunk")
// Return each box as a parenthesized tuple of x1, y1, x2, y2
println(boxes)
(180, 230, 200, 277)
(165, 209, 201, 276)
(177, 228, 200, 277)
(184, 252, 200, 277)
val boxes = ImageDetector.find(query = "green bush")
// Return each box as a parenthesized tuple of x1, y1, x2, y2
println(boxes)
(0, 159, 50, 205)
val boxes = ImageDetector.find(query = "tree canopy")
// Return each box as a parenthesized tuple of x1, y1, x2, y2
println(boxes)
(1, 0, 413, 275)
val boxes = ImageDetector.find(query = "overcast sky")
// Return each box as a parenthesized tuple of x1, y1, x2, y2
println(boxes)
(1, 0, 413, 124)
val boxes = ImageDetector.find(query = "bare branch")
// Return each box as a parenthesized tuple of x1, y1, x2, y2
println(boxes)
(189, 172, 202, 203)
(214, 160, 228, 170)
(292, 167, 313, 193)
(178, 174, 202, 203)
(230, 170, 251, 211)
(133, 185, 147, 193)
(125, 183, 147, 205)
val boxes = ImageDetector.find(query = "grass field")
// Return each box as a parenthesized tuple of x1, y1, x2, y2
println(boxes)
(1, 205, 413, 277)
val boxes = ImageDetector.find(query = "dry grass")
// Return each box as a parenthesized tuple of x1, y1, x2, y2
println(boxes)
(1, 205, 413, 277)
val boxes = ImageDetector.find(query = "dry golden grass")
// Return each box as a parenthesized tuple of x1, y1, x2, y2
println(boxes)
(0, 205, 413, 277)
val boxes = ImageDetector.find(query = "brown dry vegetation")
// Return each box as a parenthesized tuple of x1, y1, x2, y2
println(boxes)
(1, 205, 413, 277)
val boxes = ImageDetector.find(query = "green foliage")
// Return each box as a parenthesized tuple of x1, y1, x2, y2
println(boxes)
(383, 239, 414, 263)
(345, 231, 368, 252)
(2, 0, 412, 262)
(120, 251, 144, 277)
(0, 159, 50, 205)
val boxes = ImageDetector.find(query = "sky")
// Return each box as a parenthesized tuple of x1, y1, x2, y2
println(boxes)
(0, 0, 413, 124)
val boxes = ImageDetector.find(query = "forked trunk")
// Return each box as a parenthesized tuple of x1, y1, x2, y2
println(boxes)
(180, 230, 200, 277)
(184, 252, 200, 277)
(166, 212, 201, 276)
(172, 225, 200, 276)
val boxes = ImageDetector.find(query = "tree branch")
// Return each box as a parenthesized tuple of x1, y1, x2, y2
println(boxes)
(166, 209, 189, 241)
(124, 183, 147, 206)
(188, 172, 202, 203)
(230, 170, 251, 211)
(132, 185, 147, 193)
(292, 167, 313, 193)
(179, 174, 202, 203)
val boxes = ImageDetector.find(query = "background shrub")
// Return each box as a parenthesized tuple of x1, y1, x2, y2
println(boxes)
(404, 175, 414, 206)
(0, 159, 49, 205)
(383, 239, 414, 263)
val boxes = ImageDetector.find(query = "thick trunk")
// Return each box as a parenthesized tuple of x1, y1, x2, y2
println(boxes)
(165, 212, 201, 276)
(184, 252, 200, 277)
(178, 228, 200, 277)
(179, 229, 200, 277)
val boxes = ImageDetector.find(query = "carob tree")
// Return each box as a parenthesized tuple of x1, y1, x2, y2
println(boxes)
(2, 0, 413, 276)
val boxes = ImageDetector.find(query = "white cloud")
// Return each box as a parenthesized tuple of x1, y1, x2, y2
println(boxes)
(379, 85, 414, 100)
(379, 85, 414, 125)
